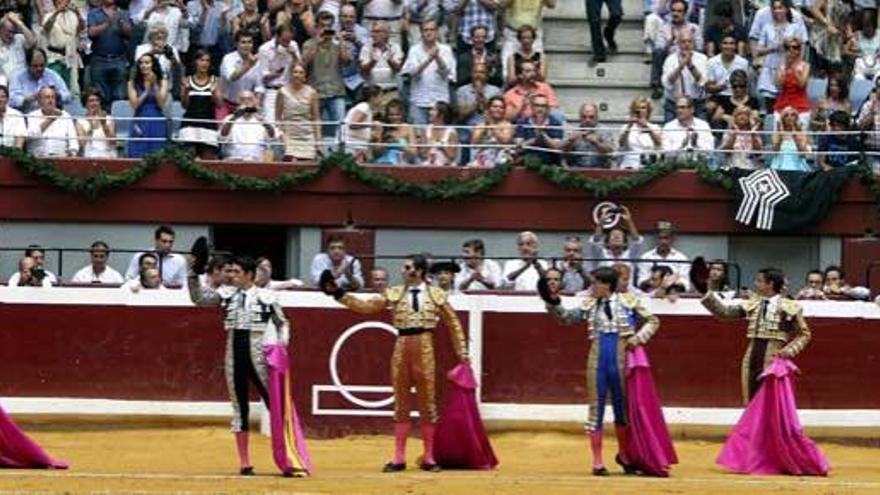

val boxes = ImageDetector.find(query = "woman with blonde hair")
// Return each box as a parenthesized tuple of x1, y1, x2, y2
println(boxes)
(275, 62, 322, 161)
(721, 106, 763, 170)
(618, 96, 662, 169)
(468, 96, 515, 167)
(770, 106, 811, 171)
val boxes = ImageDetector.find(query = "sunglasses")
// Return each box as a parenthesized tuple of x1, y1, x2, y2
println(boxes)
(785, 44, 800, 51)
(403, 264, 414, 271)
(676, 105, 691, 110)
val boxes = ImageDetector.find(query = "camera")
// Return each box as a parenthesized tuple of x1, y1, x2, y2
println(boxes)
(607, 206, 624, 214)
(32, 266, 46, 281)
(243, 106, 258, 113)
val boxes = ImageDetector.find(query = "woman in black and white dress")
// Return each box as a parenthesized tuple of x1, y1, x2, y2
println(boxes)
(179, 50, 221, 159)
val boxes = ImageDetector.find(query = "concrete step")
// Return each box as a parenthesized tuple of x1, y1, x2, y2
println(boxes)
(544, 21, 646, 55)
(545, 0, 646, 21)
(546, 56, 652, 85)
(555, 85, 653, 122)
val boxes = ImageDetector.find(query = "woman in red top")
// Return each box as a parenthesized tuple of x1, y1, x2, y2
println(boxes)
(773, 37, 811, 122)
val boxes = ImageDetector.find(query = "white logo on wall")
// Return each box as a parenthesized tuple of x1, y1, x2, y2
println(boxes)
(592, 201, 622, 229)
(735, 169, 790, 231)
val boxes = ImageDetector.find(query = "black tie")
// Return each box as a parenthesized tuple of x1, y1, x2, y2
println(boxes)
(760, 299, 769, 322)
(603, 299, 613, 320)
(410, 288, 420, 311)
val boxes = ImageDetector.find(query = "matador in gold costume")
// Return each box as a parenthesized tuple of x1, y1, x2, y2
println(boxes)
(701, 267, 812, 404)
(319, 254, 468, 473)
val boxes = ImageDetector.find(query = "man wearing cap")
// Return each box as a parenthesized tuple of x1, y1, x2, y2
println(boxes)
(636, 220, 690, 291)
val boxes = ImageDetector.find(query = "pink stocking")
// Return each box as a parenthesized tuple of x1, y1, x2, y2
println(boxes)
(393, 423, 410, 464)
(588, 430, 605, 469)
(234, 431, 251, 468)
(420, 423, 436, 465)
(615, 425, 631, 464)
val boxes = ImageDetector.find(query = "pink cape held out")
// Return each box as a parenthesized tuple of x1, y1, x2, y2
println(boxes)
(434, 363, 499, 469)
(716, 357, 830, 476)
(264, 343, 312, 475)
(0, 403, 68, 469)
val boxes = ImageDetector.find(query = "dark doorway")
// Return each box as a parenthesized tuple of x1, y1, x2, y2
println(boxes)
(212, 225, 288, 276)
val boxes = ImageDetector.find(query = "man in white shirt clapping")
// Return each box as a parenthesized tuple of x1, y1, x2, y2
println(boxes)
(71, 240, 125, 284)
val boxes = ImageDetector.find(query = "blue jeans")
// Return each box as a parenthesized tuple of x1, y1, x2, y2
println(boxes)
(319, 95, 346, 141)
(409, 105, 431, 127)
(89, 56, 129, 106)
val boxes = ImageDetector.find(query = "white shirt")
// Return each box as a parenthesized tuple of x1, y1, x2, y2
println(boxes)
(125, 251, 187, 286)
(0, 107, 28, 147)
(342, 101, 373, 151)
(363, 0, 405, 19)
(26, 109, 79, 157)
(0, 34, 28, 79)
(502, 258, 548, 291)
(129, 0, 155, 23)
(662, 50, 707, 101)
(662, 117, 714, 152)
(220, 51, 265, 102)
(77, 117, 118, 158)
(401, 41, 456, 107)
(186, 0, 225, 47)
(618, 122, 661, 169)
(221, 114, 272, 161)
(7, 270, 57, 286)
(587, 234, 644, 274)
(359, 40, 403, 89)
(637, 247, 691, 290)
(258, 38, 301, 89)
(455, 259, 502, 291)
(144, 6, 184, 50)
(706, 54, 749, 97)
(71, 264, 125, 284)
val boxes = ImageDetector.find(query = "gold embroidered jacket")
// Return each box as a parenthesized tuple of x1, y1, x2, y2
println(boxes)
(547, 292, 660, 345)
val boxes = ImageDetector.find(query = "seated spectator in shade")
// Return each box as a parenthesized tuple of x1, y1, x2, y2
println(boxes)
(400, 19, 456, 126)
(372, 98, 418, 164)
(558, 235, 590, 294)
(636, 220, 690, 291)
(811, 74, 851, 131)
(618, 96, 662, 169)
(0, 12, 37, 80)
(563, 102, 615, 168)
(255, 256, 303, 290)
(309, 234, 363, 290)
(515, 94, 564, 165)
(504, 59, 557, 121)
(612, 261, 642, 296)
(123, 267, 164, 292)
(818, 110, 859, 170)
(704, 3, 747, 57)
(127, 54, 169, 158)
(705, 259, 735, 297)
(823, 265, 870, 300)
(7, 245, 58, 285)
(708, 69, 760, 133)
(720, 105, 763, 169)
(662, 96, 713, 154)
(26, 86, 79, 157)
(219, 90, 277, 162)
(704, 34, 749, 101)
(369, 266, 390, 292)
(420, 101, 460, 166)
(134, 23, 182, 83)
(358, 20, 403, 103)
(342, 85, 383, 162)
(76, 87, 118, 158)
(457, 24, 502, 87)
(641, 264, 686, 300)
(275, 62, 322, 162)
(127, 252, 159, 281)
(468, 95, 515, 167)
(857, 77, 880, 171)
(796, 270, 827, 300)
(502, 231, 548, 291)
(589, 205, 643, 273)
(769, 105, 811, 172)
(430, 261, 459, 292)
(0, 84, 26, 148)
(661, 31, 707, 121)
(455, 238, 502, 291)
(9, 47, 71, 112)
(199, 255, 233, 290)
(70, 240, 124, 284)
(124, 225, 186, 286)
(10, 256, 52, 287)
(455, 62, 502, 157)
(504, 24, 546, 88)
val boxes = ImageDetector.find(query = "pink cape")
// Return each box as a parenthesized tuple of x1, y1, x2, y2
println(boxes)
(434, 363, 499, 469)
(264, 343, 312, 475)
(622, 346, 678, 477)
(716, 357, 830, 476)
(0, 403, 67, 469)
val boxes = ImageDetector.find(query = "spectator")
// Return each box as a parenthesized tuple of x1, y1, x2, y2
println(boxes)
(772, 36, 810, 121)
(703, 2, 746, 57)
(186, 0, 225, 66)
(276, 62, 322, 161)
(127, 53, 169, 158)
(255, 256, 303, 290)
(41, 0, 84, 87)
(823, 265, 860, 300)
(372, 98, 418, 164)
(199, 255, 232, 289)
(650, 0, 702, 100)
(808, 0, 850, 76)
(585, 0, 621, 66)
(588, 204, 643, 272)
(558, 235, 590, 293)
(258, 23, 301, 124)
(818, 110, 859, 170)
(564, 102, 615, 168)
(342, 84, 383, 162)
(636, 220, 690, 290)
(455, 61, 501, 155)
(303, 12, 352, 140)
(611, 261, 642, 296)
(143, 0, 184, 51)
(179, 49, 221, 159)
(76, 87, 118, 158)
(338, 4, 369, 102)
(769, 105, 811, 171)
(401, 19, 455, 126)
(457, 24, 502, 87)
(0, 13, 36, 80)
(503, 59, 557, 121)
(369, 266, 389, 292)
(455, 0, 500, 50)
(706, 259, 734, 297)
(642, 264, 685, 300)
(720, 105, 763, 169)
(455, 238, 502, 291)
(848, 9, 879, 70)
(502, 231, 548, 291)
(661, 31, 707, 121)
(361, 0, 406, 46)
(420, 101, 459, 165)
(309, 235, 364, 290)
(134, 23, 182, 84)
(0, 84, 26, 148)
(705, 33, 749, 100)
(515, 93, 563, 165)
(71, 240, 125, 284)
(88, 0, 132, 106)
(748, 0, 806, 62)
(662, 96, 713, 154)
(430, 261, 459, 292)
(501, 1, 554, 77)
(7, 246, 58, 286)
(127, 251, 159, 281)
(231, 0, 265, 49)
(857, 76, 880, 171)
(468, 94, 514, 167)
(755, 2, 807, 112)
(124, 225, 187, 286)
(219, 32, 263, 120)
(220, 90, 278, 161)
(10, 256, 52, 288)
(708, 69, 760, 133)
(359, 20, 404, 104)
(618, 96, 662, 169)
(9, 48, 71, 112)
(26, 86, 78, 157)
(811, 74, 851, 130)
(504, 24, 547, 87)
(404, 0, 440, 47)
(123, 267, 164, 292)
(796, 269, 827, 300)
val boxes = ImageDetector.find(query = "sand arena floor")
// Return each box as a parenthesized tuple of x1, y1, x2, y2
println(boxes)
(1, 425, 879, 494)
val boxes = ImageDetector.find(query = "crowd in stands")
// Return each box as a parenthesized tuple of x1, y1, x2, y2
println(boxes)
(0, 0, 878, 170)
